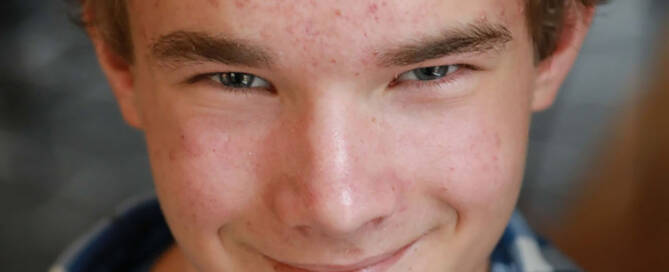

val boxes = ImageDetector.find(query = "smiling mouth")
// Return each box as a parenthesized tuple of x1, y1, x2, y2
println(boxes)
(267, 239, 417, 272)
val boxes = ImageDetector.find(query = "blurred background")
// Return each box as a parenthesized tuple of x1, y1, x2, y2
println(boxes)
(0, 1, 667, 271)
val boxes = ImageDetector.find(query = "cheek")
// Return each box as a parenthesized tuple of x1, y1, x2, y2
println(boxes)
(145, 114, 260, 235)
(393, 105, 528, 217)
(440, 128, 522, 210)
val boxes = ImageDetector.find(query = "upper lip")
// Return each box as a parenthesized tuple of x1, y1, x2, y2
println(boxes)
(269, 239, 415, 272)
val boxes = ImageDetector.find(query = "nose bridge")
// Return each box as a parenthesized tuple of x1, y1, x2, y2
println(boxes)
(303, 94, 353, 187)
(276, 90, 394, 235)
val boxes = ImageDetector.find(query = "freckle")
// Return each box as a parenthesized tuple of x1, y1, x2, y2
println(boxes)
(371, 117, 376, 123)
(180, 134, 185, 140)
(354, 72, 360, 76)
(381, 1, 387, 6)
(449, 167, 455, 171)
(168, 150, 176, 161)
(207, 0, 220, 8)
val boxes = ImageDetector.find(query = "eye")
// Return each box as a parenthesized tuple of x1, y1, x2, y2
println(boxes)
(395, 65, 461, 82)
(209, 72, 271, 89)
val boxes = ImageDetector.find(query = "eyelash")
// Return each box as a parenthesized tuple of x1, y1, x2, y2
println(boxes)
(188, 72, 275, 95)
(389, 64, 474, 89)
(189, 64, 474, 94)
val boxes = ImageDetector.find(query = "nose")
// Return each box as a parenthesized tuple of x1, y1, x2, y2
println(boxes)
(266, 91, 399, 237)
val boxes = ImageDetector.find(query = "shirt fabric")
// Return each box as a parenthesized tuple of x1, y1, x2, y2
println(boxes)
(50, 196, 581, 272)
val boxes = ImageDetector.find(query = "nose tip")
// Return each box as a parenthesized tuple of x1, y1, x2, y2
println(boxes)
(267, 96, 398, 237)
(294, 182, 390, 236)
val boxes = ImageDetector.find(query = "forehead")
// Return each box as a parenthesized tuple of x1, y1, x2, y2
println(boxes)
(129, 0, 523, 66)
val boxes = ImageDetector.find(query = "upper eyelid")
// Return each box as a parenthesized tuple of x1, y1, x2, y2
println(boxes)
(390, 64, 471, 87)
(397, 64, 462, 78)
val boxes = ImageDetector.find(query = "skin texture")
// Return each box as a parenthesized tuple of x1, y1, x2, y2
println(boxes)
(91, 0, 593, 271)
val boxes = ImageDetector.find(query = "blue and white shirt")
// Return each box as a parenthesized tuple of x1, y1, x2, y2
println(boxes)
(50, 196, 581, 272)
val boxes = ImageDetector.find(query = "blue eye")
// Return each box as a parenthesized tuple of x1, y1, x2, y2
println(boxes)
(210, 72, 270, 88)
(396, 65, 461, 82)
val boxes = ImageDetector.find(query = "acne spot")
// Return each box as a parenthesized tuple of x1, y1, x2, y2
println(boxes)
(399, 203, 408, 213)
(168, 150, 176, 161)
(330, 58, 337, 64)
(495, 132, 502, 149)
(354, 72, 360, 77)
(234, 0, 245, 9)
(304, 20, 320, 37)
(368, 3, 378, 14)
(334, 9, 342, 16)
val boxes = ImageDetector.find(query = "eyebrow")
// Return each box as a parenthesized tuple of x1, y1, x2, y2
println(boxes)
(150, 22, 511, 69)
(150, 31, 273, 68)
(377, 22, 513, 67)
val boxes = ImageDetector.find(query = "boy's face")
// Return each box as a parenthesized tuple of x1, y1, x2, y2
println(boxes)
(100, 0, 587, 271)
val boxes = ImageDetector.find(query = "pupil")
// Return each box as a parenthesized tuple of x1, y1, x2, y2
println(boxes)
(222, 72, 255, 87)
(416, 66, 448, 80)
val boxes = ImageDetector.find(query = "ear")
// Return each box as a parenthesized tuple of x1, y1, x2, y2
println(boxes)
(90, 34, 144, 129)
(531, 6, 595, 111)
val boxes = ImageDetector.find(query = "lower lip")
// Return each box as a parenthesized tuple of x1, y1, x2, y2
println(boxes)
(270, 240, 415, 272)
